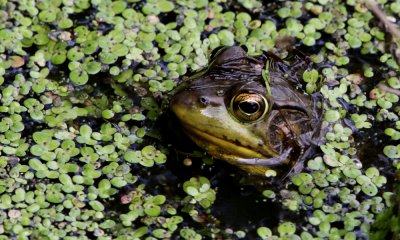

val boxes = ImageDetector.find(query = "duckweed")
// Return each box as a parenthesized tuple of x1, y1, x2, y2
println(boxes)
(183, 176, 216, 209)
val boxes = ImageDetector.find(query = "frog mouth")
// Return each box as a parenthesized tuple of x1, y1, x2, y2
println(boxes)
(184, 125, 266, 157)
(182, 125, 290, 167)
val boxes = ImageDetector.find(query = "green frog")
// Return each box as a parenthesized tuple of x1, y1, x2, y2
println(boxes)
(170, 46, 322, 176)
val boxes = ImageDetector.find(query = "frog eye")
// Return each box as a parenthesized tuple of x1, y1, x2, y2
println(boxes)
(230, 93, 268, 122)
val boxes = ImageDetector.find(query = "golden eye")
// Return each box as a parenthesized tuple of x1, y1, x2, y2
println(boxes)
(230, 93, 268, 122)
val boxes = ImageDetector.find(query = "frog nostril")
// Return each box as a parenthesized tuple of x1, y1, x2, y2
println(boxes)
(199, 97, 209, 105)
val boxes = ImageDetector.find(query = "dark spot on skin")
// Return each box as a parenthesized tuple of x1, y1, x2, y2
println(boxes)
(199, 96, 209, 105)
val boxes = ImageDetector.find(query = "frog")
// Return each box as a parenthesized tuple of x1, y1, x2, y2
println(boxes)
(170, 46, 323, 177)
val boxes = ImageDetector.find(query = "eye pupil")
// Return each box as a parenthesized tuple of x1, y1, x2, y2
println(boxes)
(238, 101, 259, 114)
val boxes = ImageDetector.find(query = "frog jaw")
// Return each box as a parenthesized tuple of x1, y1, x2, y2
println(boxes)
(185, 125, 292, 175)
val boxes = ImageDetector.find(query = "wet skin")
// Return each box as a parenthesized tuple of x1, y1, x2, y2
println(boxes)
(170, 46, 322, 176)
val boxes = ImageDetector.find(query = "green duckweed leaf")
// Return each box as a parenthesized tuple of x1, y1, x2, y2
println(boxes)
(82, 40, 99, 54)
(257, 227, 272, 239)
(89, 200, 105, 211)
(324, 110, 341, 122)
(84, 61, 102, 75)
(70, 69, 89, 85)
(124, 150, 141, 163)
(46, 191, 64, 203)
(39, 9, 58, 23)
(361, 182, 378, 196)
(144, 204, 161, 217)
(67, 47, 84, 61)
(278, 221, 296, 236)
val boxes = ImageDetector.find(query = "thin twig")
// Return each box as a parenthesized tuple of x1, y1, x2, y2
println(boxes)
(366, 0, 400, 65)
(377, 82, 400, 95)
(366, 0, 400, 40)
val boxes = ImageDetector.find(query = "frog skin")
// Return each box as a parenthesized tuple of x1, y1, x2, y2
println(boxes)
(170, 46, 322, 176)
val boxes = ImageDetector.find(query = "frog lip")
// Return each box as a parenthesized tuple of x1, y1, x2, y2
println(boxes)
(179, 122, 275, 161)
